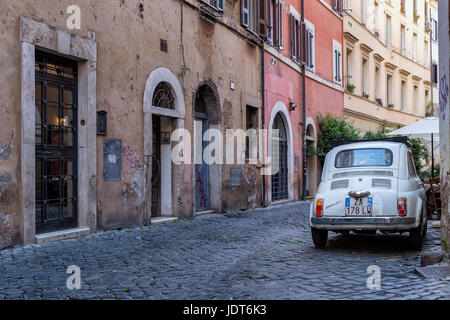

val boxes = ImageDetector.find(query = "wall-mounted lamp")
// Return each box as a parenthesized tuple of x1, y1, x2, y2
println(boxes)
(289, 102, 297, 111)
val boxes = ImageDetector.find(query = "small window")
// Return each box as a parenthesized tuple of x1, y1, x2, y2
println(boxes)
(432, 19, 438, 41)
(432, 62, 438, 84)
(246, 106, 259, 161)
(305, 27, 314, 69)
(332, 0, 343, 15)
(407, 153, 418, 178)
(241, 0, 259, 33)
(289, 15, 301, 61)
(267, 0, 283, 48)
(202, 0, 224, 11)
(333, 41, 342, 84)
(335, 148, 394, 168)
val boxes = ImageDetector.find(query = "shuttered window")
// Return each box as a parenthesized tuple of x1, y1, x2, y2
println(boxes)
(267, 0, 283, 48)
(333, 40, 342, 84)
(289, 14, 306, 64)
(305, 27, 313, 68)
(241, 0, 270, 38)
(332, 0, 343, 14)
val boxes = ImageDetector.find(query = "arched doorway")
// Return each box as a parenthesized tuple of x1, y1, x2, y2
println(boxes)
(194, 82, 221, 213)
(305, 118, 318, 198)
(143, 67, 185, 221)
(151, 82, 176, 217)
(271, 113, 289, 201)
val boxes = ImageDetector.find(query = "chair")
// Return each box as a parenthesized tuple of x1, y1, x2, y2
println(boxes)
(423, 178, 441, 220)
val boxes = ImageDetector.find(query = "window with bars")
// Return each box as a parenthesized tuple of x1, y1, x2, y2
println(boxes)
(34, 51, 79, 234)
(202, 0, 224, 11)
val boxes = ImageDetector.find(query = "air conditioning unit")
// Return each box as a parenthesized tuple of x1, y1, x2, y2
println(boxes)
(425, 20, 432, 32)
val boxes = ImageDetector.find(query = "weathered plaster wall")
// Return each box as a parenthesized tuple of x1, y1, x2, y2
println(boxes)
(264, 51, 303, 202)
(0, 0, 262, 246)
(438, 0, 450, 253)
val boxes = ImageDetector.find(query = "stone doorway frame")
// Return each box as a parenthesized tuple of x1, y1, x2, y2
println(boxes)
(20, 17, 97, 244)
(267, 102, 294, 204)
(192, 81, 222, 214)
(143, 67, 186, 220)
(305, 117, 318, 198)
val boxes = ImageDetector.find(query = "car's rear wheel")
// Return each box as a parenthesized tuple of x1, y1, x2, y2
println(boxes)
(311, 228, 328, 248)
(410, 213, 424, 250)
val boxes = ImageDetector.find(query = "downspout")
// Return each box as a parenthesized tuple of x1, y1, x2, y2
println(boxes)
(260, 39, 266, 207)
(301, 0, 307, 200)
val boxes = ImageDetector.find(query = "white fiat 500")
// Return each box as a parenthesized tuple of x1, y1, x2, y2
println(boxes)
(310, 139, 427, 249)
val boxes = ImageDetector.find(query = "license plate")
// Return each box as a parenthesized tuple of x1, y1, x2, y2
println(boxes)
(345, 197, 373, 216)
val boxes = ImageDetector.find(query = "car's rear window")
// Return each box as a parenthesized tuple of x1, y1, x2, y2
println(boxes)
(335, 148, 393, 168)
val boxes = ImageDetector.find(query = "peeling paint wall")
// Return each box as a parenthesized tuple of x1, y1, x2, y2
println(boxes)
(0, 0, 262, 246)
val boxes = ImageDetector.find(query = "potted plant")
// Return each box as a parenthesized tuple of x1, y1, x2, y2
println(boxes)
(346, 83, 355, 93)
(363, 93, 369, 99)
(387, 103, 394, 109)
(375, 98, 383, 106)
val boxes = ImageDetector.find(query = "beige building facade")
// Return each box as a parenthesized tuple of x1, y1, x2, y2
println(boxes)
(0, 0, 264, 249)
(343, 0, 435, 133)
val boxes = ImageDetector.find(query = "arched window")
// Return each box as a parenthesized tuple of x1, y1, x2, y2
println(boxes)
(152, 82, 175, 109)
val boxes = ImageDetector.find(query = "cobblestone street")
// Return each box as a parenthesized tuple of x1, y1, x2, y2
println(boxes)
(0, 202, 448, 300)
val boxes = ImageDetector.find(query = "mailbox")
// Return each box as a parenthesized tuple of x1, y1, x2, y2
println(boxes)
(97, 110, 107, 136)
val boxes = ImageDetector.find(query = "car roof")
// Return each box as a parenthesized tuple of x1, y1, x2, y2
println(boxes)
(330, 141, 404, 153)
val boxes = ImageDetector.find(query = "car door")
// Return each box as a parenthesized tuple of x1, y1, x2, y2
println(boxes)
(407, 151, 426, 214)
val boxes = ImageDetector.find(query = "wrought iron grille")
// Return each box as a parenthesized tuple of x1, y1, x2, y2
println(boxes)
(151, 116, 161, 217)
(35, 51, 78, 234)
(272, 114, 288, 201)
(152, 82, 175, 109)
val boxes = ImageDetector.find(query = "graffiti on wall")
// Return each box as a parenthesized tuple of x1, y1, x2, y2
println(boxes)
(440, 74, 449, 121)
(0, 131, 14, 161)
(122, 145, 144, 208)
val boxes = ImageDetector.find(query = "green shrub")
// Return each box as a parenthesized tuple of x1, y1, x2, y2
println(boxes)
(314, 114, 360, 164)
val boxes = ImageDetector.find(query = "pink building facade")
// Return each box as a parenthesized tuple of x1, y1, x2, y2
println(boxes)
(263, 0, 344, 204)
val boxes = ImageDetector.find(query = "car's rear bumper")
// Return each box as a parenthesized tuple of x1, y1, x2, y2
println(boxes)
(310, 216, 417, 231)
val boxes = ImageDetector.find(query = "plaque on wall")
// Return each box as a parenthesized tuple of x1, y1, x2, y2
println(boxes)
(230, 168, 244, 187)
(103, 139, 122, 182)
(295, 154, 300, 173)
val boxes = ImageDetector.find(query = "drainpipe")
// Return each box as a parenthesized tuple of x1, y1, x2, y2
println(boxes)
(301, 0, 307, 200)
(260, 39, 266, 207)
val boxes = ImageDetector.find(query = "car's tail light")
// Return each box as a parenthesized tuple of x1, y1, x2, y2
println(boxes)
(398, 198, 407, 216)
(316, 199, 324, 217)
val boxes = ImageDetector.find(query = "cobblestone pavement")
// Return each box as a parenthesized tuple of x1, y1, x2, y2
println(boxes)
(0, 202, 448, 300)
